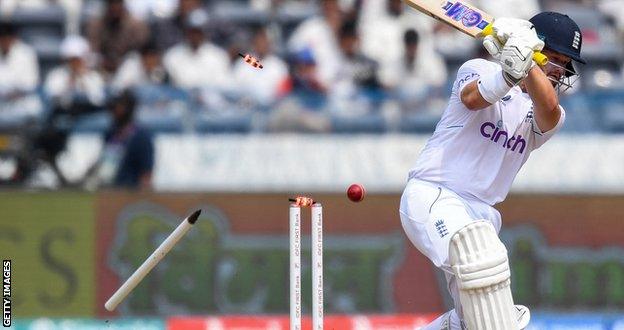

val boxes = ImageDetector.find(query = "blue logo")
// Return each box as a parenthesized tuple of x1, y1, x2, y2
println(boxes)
(442, 1, 490, 29)
(525, 110, 534, 123)
(435, 220, 449, 238)
(457, 72, 479, 89)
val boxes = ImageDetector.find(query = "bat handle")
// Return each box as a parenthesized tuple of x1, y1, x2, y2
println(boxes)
(532, 52, 548, 66)
(481, 23, 549, 66)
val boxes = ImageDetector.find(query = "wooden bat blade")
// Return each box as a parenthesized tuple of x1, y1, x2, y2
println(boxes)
(402, 0, 548, 64)
(403, 0, 493, 38)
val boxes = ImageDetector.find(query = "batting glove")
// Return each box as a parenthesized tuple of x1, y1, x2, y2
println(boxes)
(483, 18, 538, 60)
(491, 17, 535, 44)
(498, 33, 545, 84)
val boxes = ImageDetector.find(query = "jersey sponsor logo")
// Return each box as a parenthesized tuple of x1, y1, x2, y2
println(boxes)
(442, 1, 490, 29)
(480, 122, 526, 154)
(457, 72, 479, 89)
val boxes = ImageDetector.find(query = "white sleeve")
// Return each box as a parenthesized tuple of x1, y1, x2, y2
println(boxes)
(451, 59, 497, 96)
(532, 105, 566, 149)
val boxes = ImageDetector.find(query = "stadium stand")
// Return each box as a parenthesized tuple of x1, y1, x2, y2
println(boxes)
(1, 0, 623, 185)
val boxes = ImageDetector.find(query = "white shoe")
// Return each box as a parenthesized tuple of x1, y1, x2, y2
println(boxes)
(433, 305, 530, 330)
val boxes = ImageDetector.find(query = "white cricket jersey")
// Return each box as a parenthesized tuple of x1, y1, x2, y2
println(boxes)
(408, 59, 565, 205)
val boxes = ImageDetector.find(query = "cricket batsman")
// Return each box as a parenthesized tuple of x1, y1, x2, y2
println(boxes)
(399, 12, 585, 329)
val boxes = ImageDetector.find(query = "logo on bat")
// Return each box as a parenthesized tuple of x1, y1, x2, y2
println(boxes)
(442, 1, 490, 30)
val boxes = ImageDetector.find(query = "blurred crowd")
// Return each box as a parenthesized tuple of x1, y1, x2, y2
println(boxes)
(2, 0, 624, 130)
(1, 0, 624, 188)
(0, 0, 453, 134)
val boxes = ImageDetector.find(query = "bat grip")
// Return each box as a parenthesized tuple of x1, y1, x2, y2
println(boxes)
(532, 52, 548, 66)
(481, 23, 549, 66)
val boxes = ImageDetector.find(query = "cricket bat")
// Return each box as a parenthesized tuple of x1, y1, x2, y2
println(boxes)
(403, 0, 548, 65)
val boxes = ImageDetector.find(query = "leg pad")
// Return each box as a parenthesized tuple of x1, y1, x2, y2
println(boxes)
(449, 221, 518, 330)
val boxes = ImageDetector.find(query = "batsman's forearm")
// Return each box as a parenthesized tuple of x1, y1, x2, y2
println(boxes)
(524, 66, 561, 132)
(460, 80, 492, 111)
(524, 66, 559, 114)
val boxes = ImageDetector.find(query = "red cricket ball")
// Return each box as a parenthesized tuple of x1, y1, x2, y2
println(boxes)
(347, 183, 366, 202)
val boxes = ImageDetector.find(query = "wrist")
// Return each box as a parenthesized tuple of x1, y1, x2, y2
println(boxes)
(478, 68, 513, 104)
(502, 71, 523, 86)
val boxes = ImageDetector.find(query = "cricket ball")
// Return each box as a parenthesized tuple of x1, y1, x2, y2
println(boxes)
(347, 183, 366, 202)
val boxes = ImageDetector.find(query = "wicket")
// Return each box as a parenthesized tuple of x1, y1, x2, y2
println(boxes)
(105, 209, 201, 311)
(289, 198, 323, 329)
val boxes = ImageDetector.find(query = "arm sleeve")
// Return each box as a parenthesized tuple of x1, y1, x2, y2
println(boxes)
(531, 105, 566, 149)
(451, 59, 497, 96)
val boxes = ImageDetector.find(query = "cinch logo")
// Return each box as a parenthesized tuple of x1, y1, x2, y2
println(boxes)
(480, 122, 526, 154)
(457, 72, 479, 89)
(442, 1, 490, 29)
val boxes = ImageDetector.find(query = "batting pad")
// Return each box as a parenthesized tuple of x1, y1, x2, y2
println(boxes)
(449, 220, 519, 330)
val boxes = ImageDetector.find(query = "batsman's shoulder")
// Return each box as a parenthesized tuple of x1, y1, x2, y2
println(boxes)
(454, 58, 497, 92)
(457, 58, 499, 76)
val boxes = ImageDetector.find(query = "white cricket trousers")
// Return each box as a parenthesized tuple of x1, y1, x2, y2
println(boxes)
(399, 178, 503, 330)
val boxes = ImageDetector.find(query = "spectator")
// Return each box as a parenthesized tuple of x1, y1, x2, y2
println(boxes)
(233, 27, 288, 107)
(358, 0, 440, 87)
(343, 0, 364, 23)
(391, 29, 447, 107)
(113, 40, 182, 132)
(0, 0, 47, 13)
(124, 0, 178, 22)
(331, 20, 382, 116)
(84, 90, 154, 189)
(112, 41, 169, 91)
(44, 35, 106, 116)
(0, 0, 82, 34)
(151, 0, 204, 51)
(224, 29, 251, 67)
(86, 0, 150, 74)
(0, 21, 42, 125)
(335, 20, 381, 90)
(30, 35, 105, 187)
(62, 0, 83, 34)
(163, 9, 231, 94)
(598, 0, 624, 31)
(268, 48, 331, 133)
(288, 0, 344, 88)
